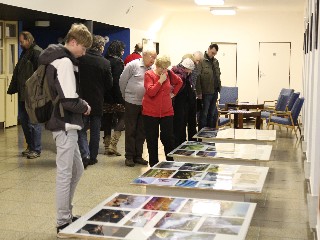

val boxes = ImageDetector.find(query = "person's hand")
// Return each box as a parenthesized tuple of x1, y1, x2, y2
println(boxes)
(84, 105, 91, 115)
(158, 73, 167, 84)
(170, 93, 175, 98)
(197, 94, 202, 99)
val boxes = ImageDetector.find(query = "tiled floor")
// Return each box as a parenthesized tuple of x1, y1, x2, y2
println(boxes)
(0, 125, 315, 239)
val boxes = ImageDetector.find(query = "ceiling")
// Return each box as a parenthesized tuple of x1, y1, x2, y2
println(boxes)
(146, 0, 305, 12)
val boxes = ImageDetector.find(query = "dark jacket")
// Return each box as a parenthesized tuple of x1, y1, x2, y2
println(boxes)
(38, 44, 89, 132)
(7, 43, 43, 101)
(79, 49, 113, 116)
(196, 52, 221, 95)
(171, 64, 193, 96)
(104, 55, 125, 105)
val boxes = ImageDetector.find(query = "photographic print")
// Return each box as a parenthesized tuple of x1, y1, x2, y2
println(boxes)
(141, 169, 176, 178)
(88, 209, 129, 223)
(171, 149, 195, 156)
(152, 178, 179, 186)
(175, 180, 198, 187)
(179, 163, 209, 171)
(148, 229, 215, 240)
(125, 210, 157, 227)
(197, 182, 216, 189)
(205, 146, 217, 151)
(172, 171, 203, 180)
(180, 144, 204, 151)
(143, 197, 186, 212)
(197, 130, 218, 138)
(198, 216, 244, 235)
(154, 213, 201, 231)
(77, 224, 132, 238)
(133, 177, 156, 184)
(196, 151, 217, 158)
(203, 172, 218, 181)
(207, 165, 219, 173)
(180, 199, 250, 218)
(154, 161, 183, 169)
(105, 194, 150, 209)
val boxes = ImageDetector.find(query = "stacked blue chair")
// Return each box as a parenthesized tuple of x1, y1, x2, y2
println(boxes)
(218, 86, 238, 110)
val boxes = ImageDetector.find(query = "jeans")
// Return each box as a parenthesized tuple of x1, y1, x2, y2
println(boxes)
(199, 92, 219, 130)
(18, 101, 42, 153)
(53, 130, 84, 227)
(78, 115, 101, 160)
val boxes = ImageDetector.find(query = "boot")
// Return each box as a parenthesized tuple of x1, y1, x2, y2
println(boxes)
(103, 136, 111, 155)
(109, 131, 121, 156)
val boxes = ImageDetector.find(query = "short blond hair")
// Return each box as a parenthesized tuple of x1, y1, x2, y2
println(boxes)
(65, 23, 93, 48)
(155, 55, 171, 69)
(181, 53, 195, 62)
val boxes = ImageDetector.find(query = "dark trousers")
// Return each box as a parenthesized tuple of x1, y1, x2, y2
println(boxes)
(78, 115, 101, 160)
(18, 101, 42, 153)
(102, 111, 125, 136)
(173, 88, 197, 147)
(143, 115, 174, 167)
(124, 102, 145, 160)
(199, 92, 219, 130)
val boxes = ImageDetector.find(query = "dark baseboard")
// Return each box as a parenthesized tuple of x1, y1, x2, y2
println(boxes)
(0, 122, 4, 129)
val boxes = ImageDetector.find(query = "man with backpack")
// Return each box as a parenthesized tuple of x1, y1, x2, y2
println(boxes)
(7, 31, 43, 159)
(37, 23, 93, 235)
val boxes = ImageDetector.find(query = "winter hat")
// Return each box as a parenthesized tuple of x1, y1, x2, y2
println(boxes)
(181, 58, 195, 70)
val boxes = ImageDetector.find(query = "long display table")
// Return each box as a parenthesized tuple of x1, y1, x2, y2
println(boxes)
(59, 192, 256, 240)
(168, 141, 272, 166)
(131, 161, 269, 202)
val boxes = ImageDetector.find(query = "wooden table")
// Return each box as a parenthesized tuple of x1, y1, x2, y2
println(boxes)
(231, 110, 262, 129)
(226, 103, 265, 110)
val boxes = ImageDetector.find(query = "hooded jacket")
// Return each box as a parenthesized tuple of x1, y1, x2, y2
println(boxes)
(38, 44, 89, 132)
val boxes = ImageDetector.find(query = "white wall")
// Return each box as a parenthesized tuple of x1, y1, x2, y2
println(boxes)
(157, 11, 304, 102)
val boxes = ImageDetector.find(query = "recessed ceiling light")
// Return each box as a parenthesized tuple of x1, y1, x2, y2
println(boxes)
(210, 7, 236, 15)
(195, 0, 224, 6)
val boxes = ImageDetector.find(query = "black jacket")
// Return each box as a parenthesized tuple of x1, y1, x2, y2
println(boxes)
(7, 43, 43, 101)
(79, 49, 113, 116)
(104, 55, 125, 105)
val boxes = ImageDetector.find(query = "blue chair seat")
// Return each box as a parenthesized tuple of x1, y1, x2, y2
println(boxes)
(218, 117, 230, 126)
(267, 116, 291, 125)
(261, 111, 271, 119)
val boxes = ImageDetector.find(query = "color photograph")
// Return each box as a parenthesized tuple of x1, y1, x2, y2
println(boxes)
(180, 144, 204, 151)
(197, 182, 216, 189)
(196, 151, 217, 158)
(175, 180, 198, 187)
(133, 177, 157, 184)
(171, 149, 195, 156)
(179, 163, 209, 171)
(154, 161, 183, 169)
(154, 213, 201, 231)
(77, 224, 132, 238)
(141, 169, 176, 178)
(148, 229, 216, 240)
(124, 210, 158, 227)
(203, 172, 218, 181)
(143, 197, 186, 212)
(197, 130, 218, 138)
(105, 194, 150, 209)
(152, 178, 179, 186)
(198, 216, 244, 235)
(88, 209, 129, 223)
(172, 171, 203, 180)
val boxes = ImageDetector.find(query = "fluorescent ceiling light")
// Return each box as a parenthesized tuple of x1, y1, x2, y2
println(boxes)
(210, 7, 236, 15)
(195, 0, 224, 6)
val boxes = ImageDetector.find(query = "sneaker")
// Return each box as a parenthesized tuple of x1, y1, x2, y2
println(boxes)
(134, 158, 148, 165)
(82, 157, 90, 169)
(56, 216, 81, 235)
(88, 158, 98, 165)
(22, 148, 30, 157)
(125, 158, 135, 167)
(27, 151, 40, 159)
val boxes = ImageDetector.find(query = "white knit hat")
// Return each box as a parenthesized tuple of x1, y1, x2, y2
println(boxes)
(181, 58, 195, 70)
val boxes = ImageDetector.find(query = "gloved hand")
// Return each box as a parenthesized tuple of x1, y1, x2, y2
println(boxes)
(158, 73, 167, 84)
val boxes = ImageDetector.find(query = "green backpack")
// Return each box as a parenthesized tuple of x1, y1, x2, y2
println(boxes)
(25, 65, 60, 124)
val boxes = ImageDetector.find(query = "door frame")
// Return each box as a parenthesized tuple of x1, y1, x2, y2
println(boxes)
(258, 41, 292, 88)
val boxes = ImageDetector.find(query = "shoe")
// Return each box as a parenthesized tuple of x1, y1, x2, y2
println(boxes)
(22, 148, 30, 157)
(125, 158, 135, 167)
(88, 158, 98, 165)
(134, 158, 148, 165)
(27, 151, 40, 159)
(56, 215, 81, 234)
(82, 157, 90, 169)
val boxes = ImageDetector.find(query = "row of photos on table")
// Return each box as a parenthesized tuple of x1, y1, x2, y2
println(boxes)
(62, 128, 273, 239)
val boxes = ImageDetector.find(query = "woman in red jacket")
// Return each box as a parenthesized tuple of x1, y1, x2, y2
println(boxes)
(142, 55, 183, 167)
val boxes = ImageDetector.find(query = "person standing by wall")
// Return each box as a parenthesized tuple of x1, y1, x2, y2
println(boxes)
(78, 35, 113, 168)
(119, 48, 157, 167)
(102, 40, 126, 156)
(7, 31, 43, 159)
(143, 55, 183, 167)
(196, 44, 221, 129)
(37, 23, 92, 235)
(124, 43, 143, 65)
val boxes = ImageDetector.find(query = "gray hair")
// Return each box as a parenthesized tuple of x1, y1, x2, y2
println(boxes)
(142, 47, 157, 56)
